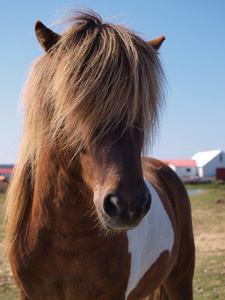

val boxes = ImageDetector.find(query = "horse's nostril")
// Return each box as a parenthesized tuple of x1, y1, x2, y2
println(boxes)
(103, 194, 120, 218)
(142, 191, 151, 216)
(103, 189, 151, 225)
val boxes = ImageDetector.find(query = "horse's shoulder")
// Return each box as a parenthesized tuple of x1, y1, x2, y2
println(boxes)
(142, 157, 177, 177)
(142, 156, 191, 228)
(142, 157, 186, 193)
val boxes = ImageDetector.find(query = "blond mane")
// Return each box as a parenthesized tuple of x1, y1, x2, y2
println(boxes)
(5, 9, 165, 253)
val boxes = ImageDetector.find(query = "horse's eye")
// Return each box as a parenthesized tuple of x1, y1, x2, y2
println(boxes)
(80, 147, 87, 154)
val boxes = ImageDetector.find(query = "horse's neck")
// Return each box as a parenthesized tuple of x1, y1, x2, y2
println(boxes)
(31, 149, 93, 231)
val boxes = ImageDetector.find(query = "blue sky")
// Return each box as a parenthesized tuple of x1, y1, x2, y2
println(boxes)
(1, 0, 225, 163)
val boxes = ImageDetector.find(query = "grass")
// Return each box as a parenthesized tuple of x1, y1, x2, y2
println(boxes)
(0, 192, 20, 300)
(190, 189, 225, 233)
(0, 189, 225, 299)
(185, 180, 225, 191)
(190, 189, 225, 299)
(194, 253, 225, 299)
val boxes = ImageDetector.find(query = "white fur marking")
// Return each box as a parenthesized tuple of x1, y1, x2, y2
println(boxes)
(125, 179, 174, 298)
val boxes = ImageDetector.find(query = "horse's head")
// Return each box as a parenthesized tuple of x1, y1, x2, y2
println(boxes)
(78, 123, 151, 231)
(33, 11, 165, 231)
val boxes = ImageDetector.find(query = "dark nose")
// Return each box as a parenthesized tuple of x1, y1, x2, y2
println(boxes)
(103, 189, 151, 230)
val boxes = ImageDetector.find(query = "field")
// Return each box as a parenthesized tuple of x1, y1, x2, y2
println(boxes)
(0, 192, 20, 299)
(184, 180, 225, 191)
(0, 188, 225, 299)
(190, 188, 225, 299)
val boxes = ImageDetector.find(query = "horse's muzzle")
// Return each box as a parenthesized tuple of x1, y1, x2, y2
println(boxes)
(101, 188, 151, 231)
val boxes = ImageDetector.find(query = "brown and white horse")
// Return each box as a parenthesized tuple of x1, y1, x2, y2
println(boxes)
(5, 10, 195, 300)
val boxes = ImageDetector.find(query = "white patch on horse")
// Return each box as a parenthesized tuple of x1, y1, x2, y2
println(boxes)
(125, 179, 174, 298)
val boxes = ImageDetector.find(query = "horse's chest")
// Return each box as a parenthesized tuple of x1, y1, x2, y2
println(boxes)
(125, 180, 174, 298)
(13, 228, 130, 299)
(12, 181, 174, 300)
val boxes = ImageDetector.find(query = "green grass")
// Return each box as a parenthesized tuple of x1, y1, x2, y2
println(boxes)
(0, 190, 225, 299)
(194, 253, 225, 300)
(185, 180, 225, 190)
(190, 189, 225, 233)
(0, 192, 20, 300)
(190, 190, 225, 299)
(0, 193, 6, 228)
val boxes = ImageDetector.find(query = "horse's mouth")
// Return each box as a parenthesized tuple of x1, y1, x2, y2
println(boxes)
(98, 210, 143, 232)
(105, 223, 139, 231)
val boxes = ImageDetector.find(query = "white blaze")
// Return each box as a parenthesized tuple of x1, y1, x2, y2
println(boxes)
(125, 179, 174, 298)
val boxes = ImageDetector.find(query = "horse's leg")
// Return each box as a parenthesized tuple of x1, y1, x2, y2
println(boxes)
(20, 289, 30, 300)
(142, 286, 169, 299)
(163, 235, 195, 299)
(163, 273, 193, 300)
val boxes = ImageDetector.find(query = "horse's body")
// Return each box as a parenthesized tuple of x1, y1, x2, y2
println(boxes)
(6, 10, 194, 300)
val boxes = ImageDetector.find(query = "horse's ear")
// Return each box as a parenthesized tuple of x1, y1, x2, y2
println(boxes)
(147, 35, 165, 51)
(35, 21, 60, 52)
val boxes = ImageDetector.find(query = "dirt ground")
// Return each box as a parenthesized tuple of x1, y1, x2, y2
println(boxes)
(195, 232, 225, 253)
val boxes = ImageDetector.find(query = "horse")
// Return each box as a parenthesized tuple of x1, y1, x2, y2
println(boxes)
(5, 10, 195, 300)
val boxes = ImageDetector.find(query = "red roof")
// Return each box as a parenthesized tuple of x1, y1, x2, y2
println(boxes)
(161, 159, 197, 167)
(0, 168, 14, 174)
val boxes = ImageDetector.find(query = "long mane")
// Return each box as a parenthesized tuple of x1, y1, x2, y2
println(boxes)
(5, 10, 165, 253)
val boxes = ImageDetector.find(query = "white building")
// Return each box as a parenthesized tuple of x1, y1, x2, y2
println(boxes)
(192, 150, 225, 178)
(161, 159, 198, 179)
